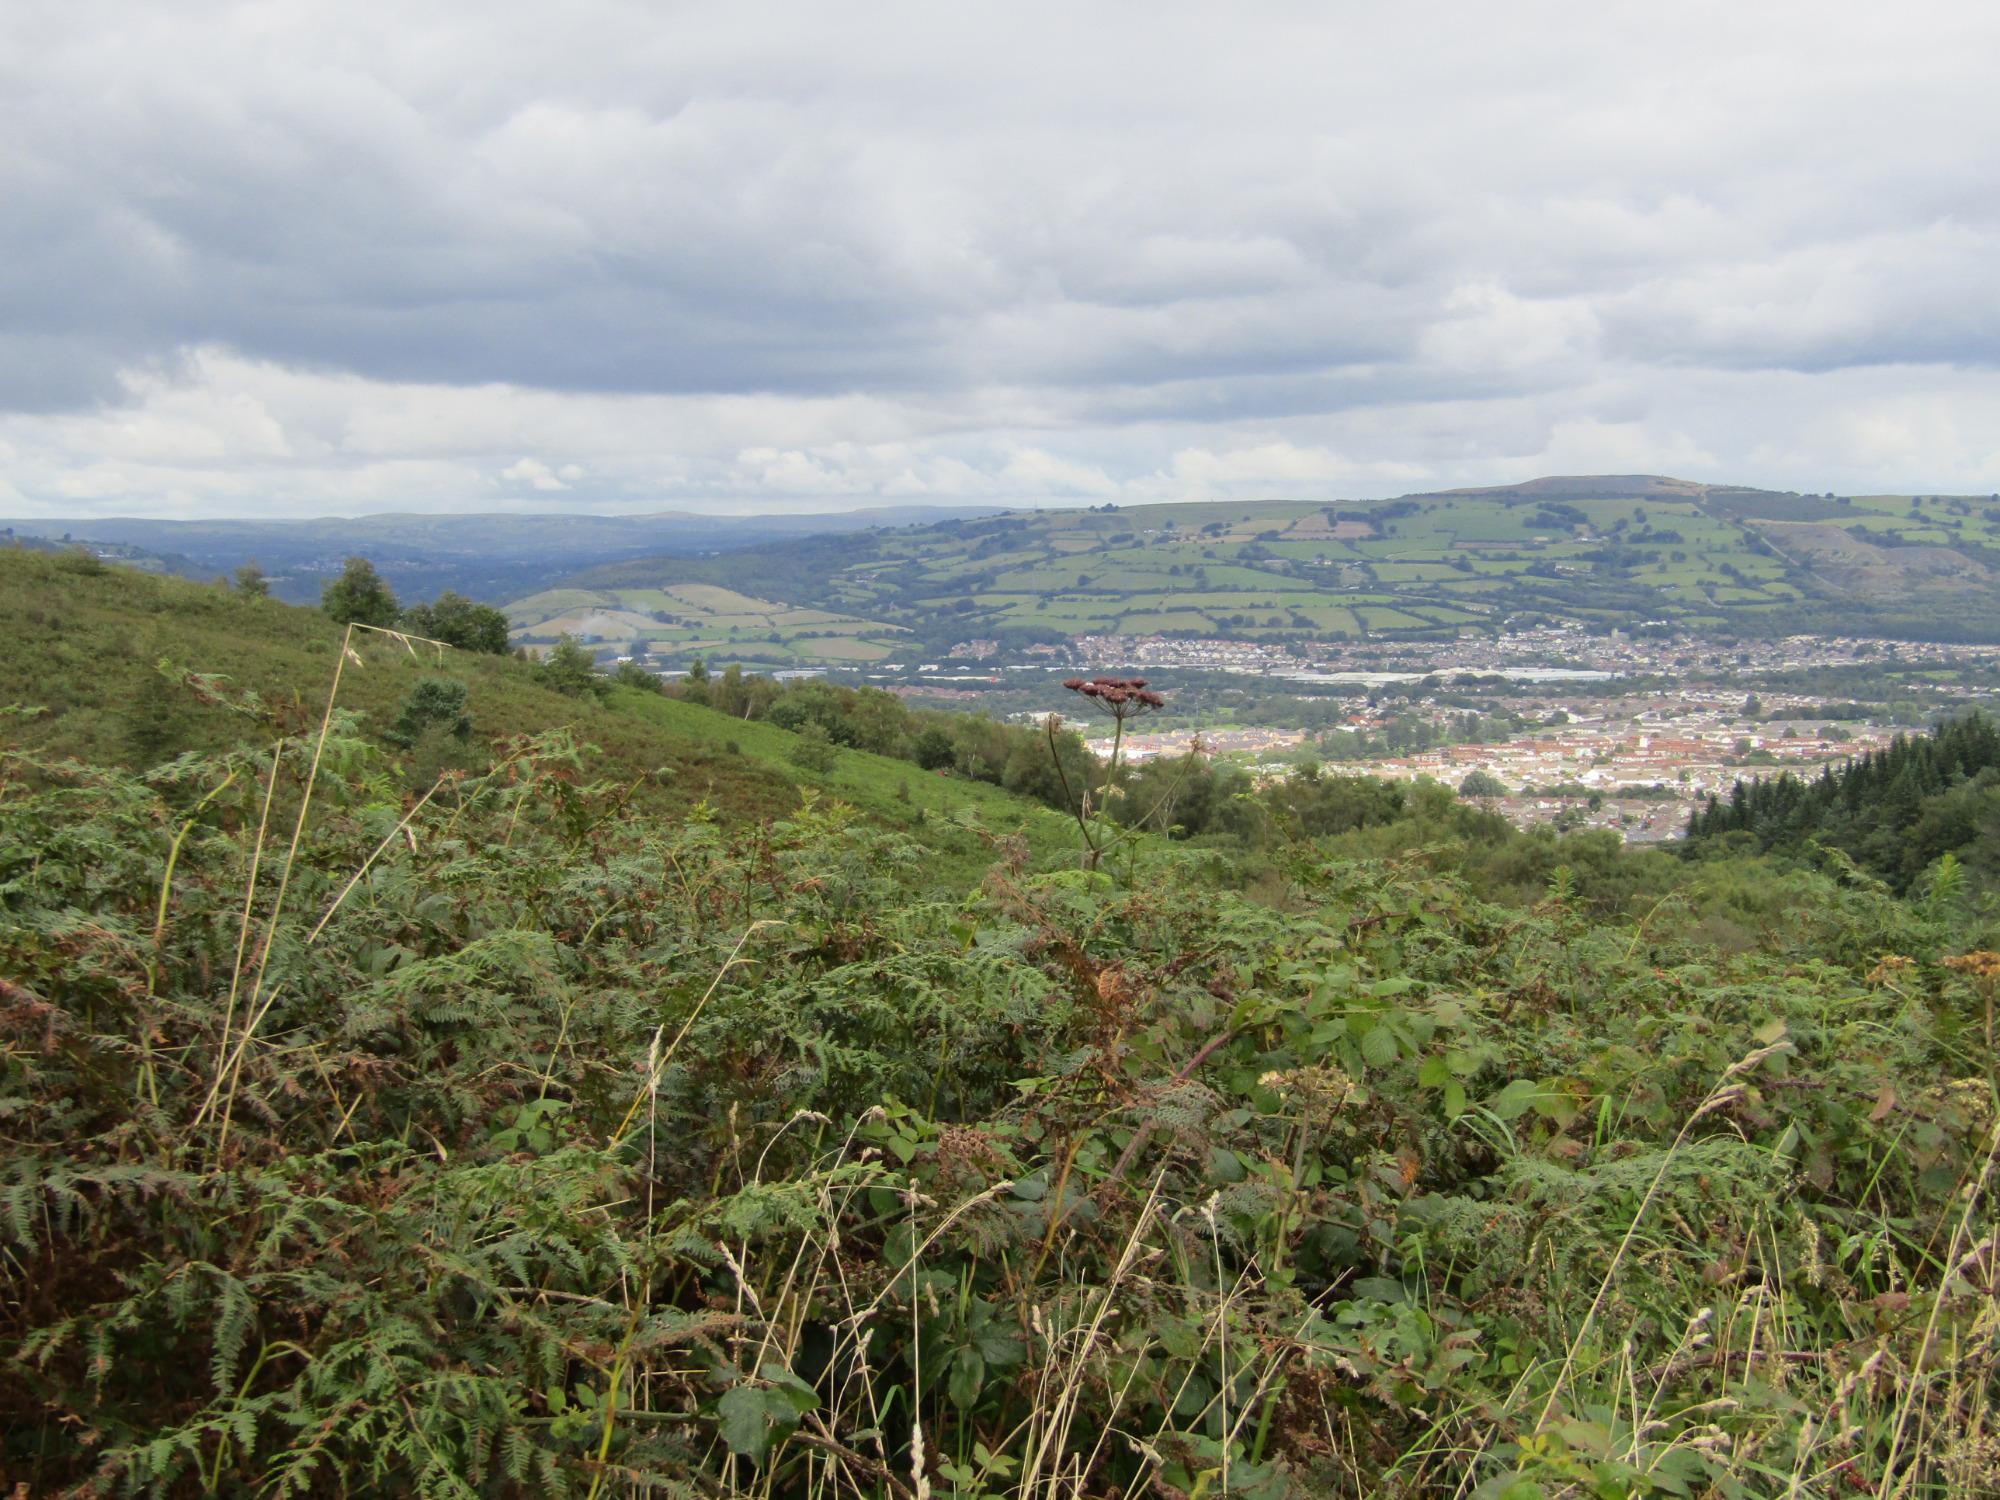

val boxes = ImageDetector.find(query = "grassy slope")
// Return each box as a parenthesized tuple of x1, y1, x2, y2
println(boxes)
(0, 549, 1078, 881)
(605, 685, 1079, 873)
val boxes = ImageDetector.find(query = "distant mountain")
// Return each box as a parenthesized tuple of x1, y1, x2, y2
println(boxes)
(1406, 474, 1718, 501)
(0, 505, 1004, 605)
(510, 477, 2000, 665)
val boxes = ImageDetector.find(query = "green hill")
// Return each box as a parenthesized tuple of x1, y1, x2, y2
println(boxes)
(521, 476, 2000, 663)
(0, 548, 1075, 882)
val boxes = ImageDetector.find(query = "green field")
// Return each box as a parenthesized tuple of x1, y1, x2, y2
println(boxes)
(541, 478, 2000, 655)
(507, 580, 910, 667)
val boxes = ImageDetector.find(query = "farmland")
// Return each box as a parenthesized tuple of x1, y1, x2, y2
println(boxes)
(507, 581, 909, 666)
(542, 476, 2000, 664)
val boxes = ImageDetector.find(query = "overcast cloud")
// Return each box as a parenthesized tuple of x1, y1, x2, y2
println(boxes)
(5, 0, 2000, 517)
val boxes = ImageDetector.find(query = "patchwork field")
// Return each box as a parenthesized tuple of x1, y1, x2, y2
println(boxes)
(507, 581, 909, 666)
(536, 478, 2000, 658)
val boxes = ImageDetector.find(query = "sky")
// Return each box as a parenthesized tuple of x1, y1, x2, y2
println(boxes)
(5, 0, 2000, 519)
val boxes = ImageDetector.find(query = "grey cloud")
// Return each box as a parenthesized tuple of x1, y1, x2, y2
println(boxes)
(6, 0, 2000, 514)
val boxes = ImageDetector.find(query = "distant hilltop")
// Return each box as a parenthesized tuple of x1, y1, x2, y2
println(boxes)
(1404, 475, 1732, 502)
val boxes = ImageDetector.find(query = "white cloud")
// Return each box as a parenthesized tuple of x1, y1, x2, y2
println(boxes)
(1001, 448, 1120, 498)
(1171, 443, 1355, 489)
(501, 457, 570, 491)
(1418, 284, 1600, 383)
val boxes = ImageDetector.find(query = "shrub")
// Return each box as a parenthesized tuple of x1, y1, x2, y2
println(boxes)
(536, 634, 602, 699)
(789, 719, 838, 772)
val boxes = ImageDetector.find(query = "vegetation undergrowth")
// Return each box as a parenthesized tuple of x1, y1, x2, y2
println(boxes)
(2, 595, 1999, 1497)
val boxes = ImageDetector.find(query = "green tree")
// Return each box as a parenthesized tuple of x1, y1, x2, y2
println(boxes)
(233, 562, 271, 598)
(845, 688, 909, 756)
(401, 591, 511, 654)
(912, 726, 956, 771)
(384, 677, 472, 748)
(538, 635, 602, 699)
(612, 660, 666, 694)
(1458, 769, 1508, 802)
(711, 662, 748, 718)
(322, 557, 400, 628)
(680, 658, 711, 708)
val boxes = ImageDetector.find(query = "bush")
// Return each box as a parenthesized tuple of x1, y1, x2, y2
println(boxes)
(536, 634, 602, 699)
(3, 729, 1993, 1496)
(383, 676, 472, 748)
(913, 725, 956, 770)
(789, 720, 838, 772)
(611, 659, 666, 694)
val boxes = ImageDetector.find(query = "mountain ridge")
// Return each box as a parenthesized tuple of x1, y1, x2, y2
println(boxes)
(1402, 473, 1726, 501)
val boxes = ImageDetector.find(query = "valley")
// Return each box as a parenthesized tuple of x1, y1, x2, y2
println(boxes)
(24, 474, 2000, 847)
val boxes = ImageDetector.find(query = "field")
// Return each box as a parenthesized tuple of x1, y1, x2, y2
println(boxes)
(550, 478, 2000, 660)
(507, 581, 910, 667)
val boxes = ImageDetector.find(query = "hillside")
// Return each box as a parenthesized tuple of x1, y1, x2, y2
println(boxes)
(0, 504, 1003, 607)
(520, 477, 2000, 665)
(6, 554, 1998, 1496)
(0, 526, 209, 581)
(0, 549, 1074, 883)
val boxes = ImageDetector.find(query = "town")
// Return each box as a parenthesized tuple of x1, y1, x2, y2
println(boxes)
(918, 625, 2000, 842)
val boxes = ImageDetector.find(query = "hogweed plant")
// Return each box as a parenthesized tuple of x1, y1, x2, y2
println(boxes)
(1048, 675, 1199, 872)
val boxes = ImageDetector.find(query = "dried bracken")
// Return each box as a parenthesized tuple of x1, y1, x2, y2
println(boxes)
(1061, 675, 1167, 713)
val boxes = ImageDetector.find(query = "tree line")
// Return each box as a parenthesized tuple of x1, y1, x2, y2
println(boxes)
(310, 555, 514, 655)
(1686, 711, 2000, 890)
